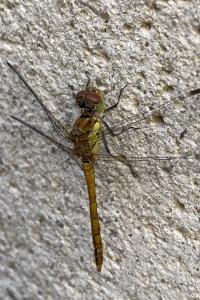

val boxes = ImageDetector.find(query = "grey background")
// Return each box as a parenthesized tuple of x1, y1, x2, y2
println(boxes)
(0, 1, 200, 299)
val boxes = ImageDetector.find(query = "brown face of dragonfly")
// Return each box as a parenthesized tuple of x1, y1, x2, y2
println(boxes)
(75, 89, 105, 113)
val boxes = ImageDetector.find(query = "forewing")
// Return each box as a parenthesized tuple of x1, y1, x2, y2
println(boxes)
(7, 61, 70, 140)
(103, 88, 200, 136)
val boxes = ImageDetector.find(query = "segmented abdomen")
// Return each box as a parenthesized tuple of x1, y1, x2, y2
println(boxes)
(82, 163, 103, 272)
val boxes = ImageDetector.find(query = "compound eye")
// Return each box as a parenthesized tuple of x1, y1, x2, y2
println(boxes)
(75, 90, 102, 110)
(75, 91, 86, 108)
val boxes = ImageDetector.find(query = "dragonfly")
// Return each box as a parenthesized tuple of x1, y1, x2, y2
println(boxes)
(7, 61, 200, 272)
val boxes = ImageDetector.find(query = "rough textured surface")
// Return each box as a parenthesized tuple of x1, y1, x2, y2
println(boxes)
(0, 1, 200, 299)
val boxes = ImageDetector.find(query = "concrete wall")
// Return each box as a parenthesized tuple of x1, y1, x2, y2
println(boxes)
(0, 1, 200, 299)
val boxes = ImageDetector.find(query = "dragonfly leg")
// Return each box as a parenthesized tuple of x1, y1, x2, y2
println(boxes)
(101, 130, 113, 155)
(102, 119, 140, 137)
(85, 72, 91, 90)
(101, 130, 138, 178)
(104, 84, 128, 113)
(102, 120, 119, 136)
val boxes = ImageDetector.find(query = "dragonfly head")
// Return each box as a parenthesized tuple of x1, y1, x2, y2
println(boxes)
(75, 88, 105, 114)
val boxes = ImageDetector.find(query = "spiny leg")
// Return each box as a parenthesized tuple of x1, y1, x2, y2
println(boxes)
(101, 130, 138, 178)
(85, 72, 91, 90)
(7, 61, 68, 139)
(102, 84, 139, 176)
(102, 119, 140, 137)
(102, 83, 141, 137)
(104, 84, 128, 113)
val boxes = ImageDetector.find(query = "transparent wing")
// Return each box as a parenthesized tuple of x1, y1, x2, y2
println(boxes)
(7, 61, 69, 140)
(102, 88, 200, 136)
(10, 115, 72, 154)
(11, 115, 174, 161)
(8, 61, 197, 176)
(11, 114, 182, 179)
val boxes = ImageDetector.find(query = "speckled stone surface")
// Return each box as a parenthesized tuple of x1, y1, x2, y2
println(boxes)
(0, 1, 200, 299)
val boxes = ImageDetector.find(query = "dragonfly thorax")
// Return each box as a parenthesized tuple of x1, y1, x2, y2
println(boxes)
(69, 115, 101, 162)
